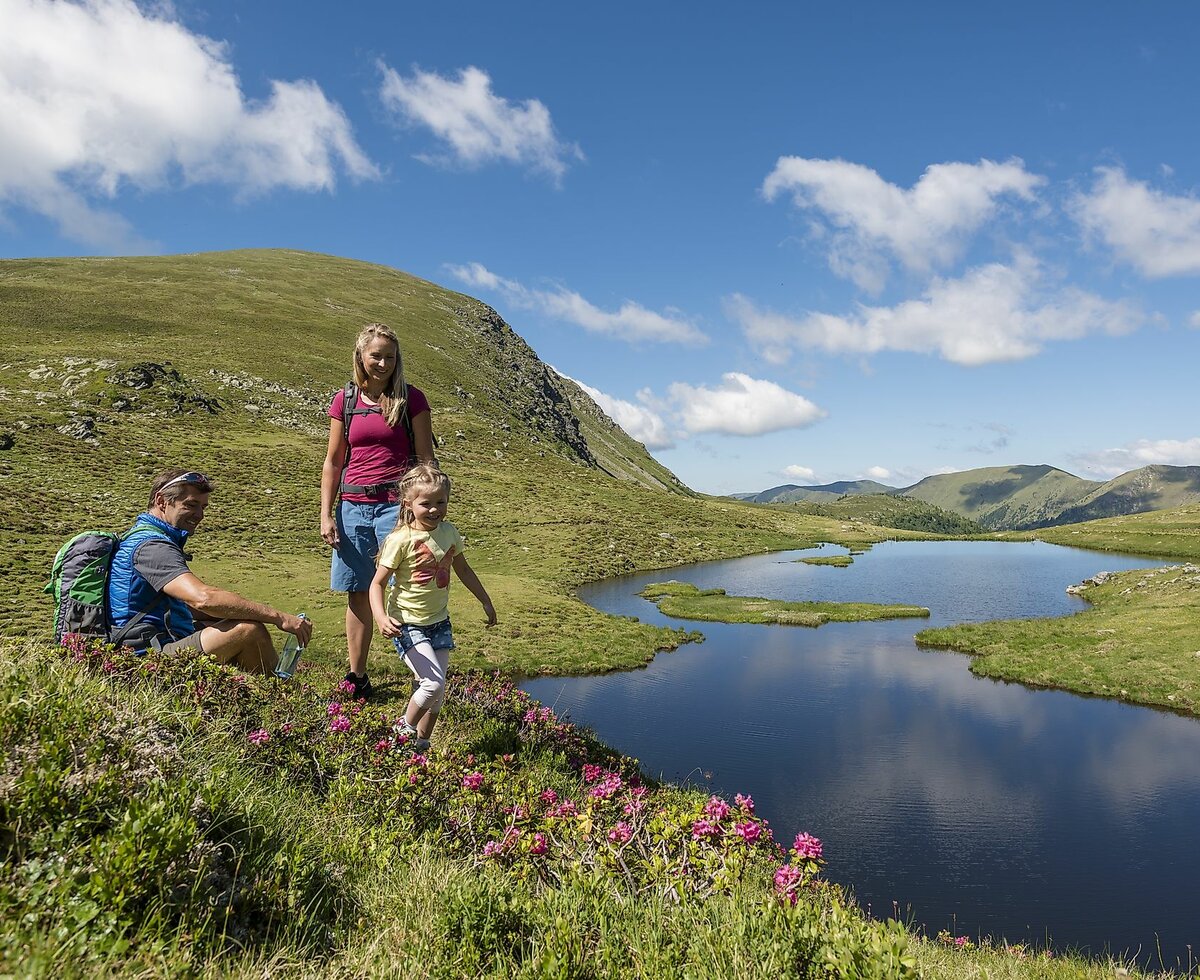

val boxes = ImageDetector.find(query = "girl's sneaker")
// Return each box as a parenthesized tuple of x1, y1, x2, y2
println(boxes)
(392, 720, 418, 740)
(411, 737, 431, 753)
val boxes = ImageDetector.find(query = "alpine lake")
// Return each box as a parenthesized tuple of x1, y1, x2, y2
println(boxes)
(522, 540, 1200, 969)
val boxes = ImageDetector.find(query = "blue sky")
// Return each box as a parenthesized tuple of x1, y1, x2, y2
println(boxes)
(4, 0, 1200, 495)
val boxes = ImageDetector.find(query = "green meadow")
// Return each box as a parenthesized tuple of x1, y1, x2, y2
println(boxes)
(3, 250, 1198, 977)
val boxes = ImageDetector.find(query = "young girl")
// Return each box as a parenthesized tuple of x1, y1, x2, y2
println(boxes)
(369, 463, 496, 751)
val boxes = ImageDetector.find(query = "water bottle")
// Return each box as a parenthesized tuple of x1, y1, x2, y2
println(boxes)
(274, 613, 307, 679)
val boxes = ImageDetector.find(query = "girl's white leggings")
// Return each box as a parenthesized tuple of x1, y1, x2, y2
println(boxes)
(405, 642, 450, 713)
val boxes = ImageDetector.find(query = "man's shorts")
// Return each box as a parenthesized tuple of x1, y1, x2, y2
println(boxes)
(394, 617, 456, 654)
(149, 630, 205, 657)
(332, 500, 400, 592)
(148, 621, 240, 663)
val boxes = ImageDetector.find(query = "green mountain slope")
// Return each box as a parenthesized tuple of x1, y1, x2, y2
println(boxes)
(1051, 465, 1200, 526)
(744, 479, 897, 504)
(778, 493, 984, 535)
(0, 248, 918, 670)
(900, 464, 1101, 529)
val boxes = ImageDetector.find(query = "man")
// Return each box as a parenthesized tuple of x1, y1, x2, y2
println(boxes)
(108, 468, 313, 673)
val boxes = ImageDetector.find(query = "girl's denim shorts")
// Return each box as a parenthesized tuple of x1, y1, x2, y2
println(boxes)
(393, 617, 456, 654)
(331, 499, 400, 591)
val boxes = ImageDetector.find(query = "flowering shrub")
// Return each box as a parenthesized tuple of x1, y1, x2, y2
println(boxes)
(25, 640, 906, 974)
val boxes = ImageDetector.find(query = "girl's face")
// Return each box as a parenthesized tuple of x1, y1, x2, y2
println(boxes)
(406, 485, 448, 530)
(360, 337, 398, 386)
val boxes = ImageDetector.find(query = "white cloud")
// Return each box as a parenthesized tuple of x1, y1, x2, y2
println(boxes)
(666, 373, 826, 437)
(1070, 438, 1200, 478)
(447, 262, 707, 345)
(379, 64, 582, 182)
(762, 156, 1044, 291)
(0, 0, 376, 248)
(864, 466, 891, 480)
(727, 255, 1144, 367)
(783, 465, 816, 481)
(1073, 167, 1200, 277)
(564, 375, 674, 450)
(1190, 311, 1200, 329)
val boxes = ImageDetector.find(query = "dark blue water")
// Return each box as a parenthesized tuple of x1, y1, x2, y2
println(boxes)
(523, 541, 1200, 968)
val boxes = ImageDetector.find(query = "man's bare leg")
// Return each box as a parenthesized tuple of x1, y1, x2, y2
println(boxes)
(199, 620, 278, 673)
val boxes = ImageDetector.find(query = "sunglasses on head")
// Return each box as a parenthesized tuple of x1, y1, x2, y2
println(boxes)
(158, 471, 212, 492)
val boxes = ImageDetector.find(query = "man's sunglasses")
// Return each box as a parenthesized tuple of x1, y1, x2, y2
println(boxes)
(158, 471, 213, 492)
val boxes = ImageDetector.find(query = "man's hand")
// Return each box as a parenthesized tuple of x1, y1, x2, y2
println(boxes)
(378, 615, 404, 639)
(482, 602, 498, 627)
(281, 613, 314, 647)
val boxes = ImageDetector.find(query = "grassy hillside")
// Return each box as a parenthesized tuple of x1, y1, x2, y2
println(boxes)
(2, 250, 1194, 978)
(744, 480, 896, 505)
(901, 464, 1100, 529)
(0, 249, 922, 676)
(779, 493, 984, 536)
(998, 501, 1200, 563)
(1052, 465, 1200, 526)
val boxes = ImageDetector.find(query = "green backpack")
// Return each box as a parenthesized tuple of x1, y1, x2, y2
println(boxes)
(44, 530, 156, 645)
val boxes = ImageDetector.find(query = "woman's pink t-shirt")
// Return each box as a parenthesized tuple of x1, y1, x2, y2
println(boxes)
(329, 385, 430, 502)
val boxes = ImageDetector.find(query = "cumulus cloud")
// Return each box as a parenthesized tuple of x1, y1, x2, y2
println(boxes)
(666, 373, 826, 437)
(379, 64, 582, 182)
(864, 466, 891, 480)
(1070, 437, 1200, 478)
(0, 0, 376, 248)
(563, 375, 674, 450)
(1072, 167, 1200, 277)
(761, 156, 1044, 291)
(447, 261, 706, 345)
(726, 256, 1144, 367)
(783, 465, 816, 481)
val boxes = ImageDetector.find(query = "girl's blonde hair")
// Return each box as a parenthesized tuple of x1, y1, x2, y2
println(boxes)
(398, 463, 451, 528)
(353, 322, 407, 427)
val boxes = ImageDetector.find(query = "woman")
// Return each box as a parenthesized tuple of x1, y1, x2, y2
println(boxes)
(320, 322, 435, 697)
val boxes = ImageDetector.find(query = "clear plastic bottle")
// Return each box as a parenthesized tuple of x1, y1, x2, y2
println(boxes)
(274, 613, 307, 679)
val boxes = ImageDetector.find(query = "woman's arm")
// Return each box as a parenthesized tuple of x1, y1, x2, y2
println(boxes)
(320, 417, 347, 546)
(452, 553, 497, 625)
(411, 409, 436, 464)
(369, 562, 403, 638)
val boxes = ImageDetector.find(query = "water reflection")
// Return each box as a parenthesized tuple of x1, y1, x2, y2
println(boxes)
(523, 541, 1200, 966)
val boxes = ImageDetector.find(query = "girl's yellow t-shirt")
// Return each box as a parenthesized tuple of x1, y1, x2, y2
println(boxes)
(378, 521, 465, 626)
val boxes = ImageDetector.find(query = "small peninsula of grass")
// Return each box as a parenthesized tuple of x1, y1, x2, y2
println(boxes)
(640, 581, 929, 627)
(916, 562, 1200, 715)
(797, 554, 853, 567)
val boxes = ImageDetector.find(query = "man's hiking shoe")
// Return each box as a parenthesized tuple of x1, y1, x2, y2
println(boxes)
(343, 671, 373, 698)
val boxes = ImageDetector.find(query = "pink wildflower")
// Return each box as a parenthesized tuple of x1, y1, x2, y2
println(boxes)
(548, 800, 578, 818)
(337, 680, 357, 694)
(792, 832, 823, 861)
(329, 715, 351, 733)
(409, 753, 428, 768)
(588, 773, 624, 800)
(326, 702, 343, 716)
(691, 817, 721, 840)
(954, 936, 970, 948)
(482, 841, 502, 859)
(735, 793, 755, 812)
(539, 788, 559, 807)
(529, 832, 548, 856)
(582, 763, 604, 783)
(523, 708, 539, 724)
(623, 799, 646, 816)
(774, 863, 805, 904)
(462, 772, 485, 791)
(703, 796, 731, 821)
(248, 729, 270, 745)
(733, 820, 762, 844)
(608, 821, 633, 844)
(374, 739, 391, 753)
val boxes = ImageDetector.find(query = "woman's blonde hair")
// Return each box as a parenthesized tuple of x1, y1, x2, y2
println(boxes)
(398, 463, 451, 528)
(353, 322, 406, 427)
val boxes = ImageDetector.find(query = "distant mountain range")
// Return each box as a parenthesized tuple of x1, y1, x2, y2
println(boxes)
(736, 464, 1200, 530)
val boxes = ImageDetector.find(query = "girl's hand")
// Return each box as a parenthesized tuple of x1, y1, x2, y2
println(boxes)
(482, 602, 498, 626)
(378, 615, 404, 639)
(320, 514, 340, 549)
